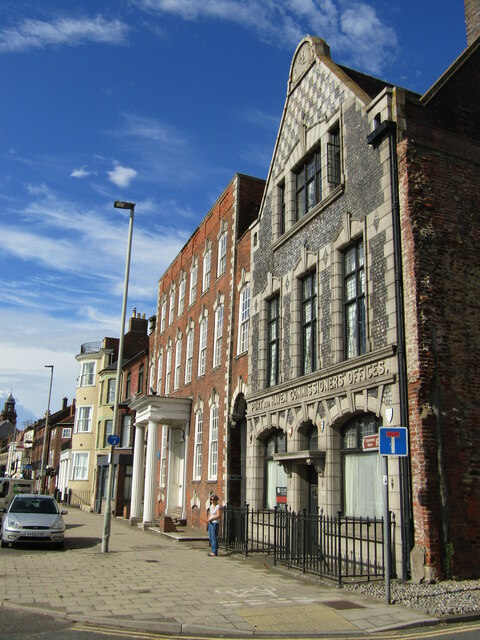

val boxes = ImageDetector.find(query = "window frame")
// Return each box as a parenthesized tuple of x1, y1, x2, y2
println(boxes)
(202, 249, 211, 292)
(193, 410, 203, 480)
(217, 231, 227, 277)
(267, 295, 280, 387)
(120, 414, 131, 448)
(164, 346, 172, 395)
(71, 452, 89, 481)
(208, 404, 219, 480)
(238, 284, 250, 355)
(198, 318, 208, 376)
(74, 405, 93, 433)
(295, 148, 322, 221)
(343, 239, 366, 359)
(213, 304, 224, 368)
(301, 271, 317, 376)
(174, 337, 182, 390)
(178, 277, 186, 316)
(79, 361, 95, 387)
(189, 262, 198, 306)
(185, 328, 194, 385)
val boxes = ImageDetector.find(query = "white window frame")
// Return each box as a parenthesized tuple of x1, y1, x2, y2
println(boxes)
(189, 261, 198, 306)
(208, 404, 219, 480)
(238, 284, 250, 354)
(157, 350, 163, 393)
(178, 277, 186, 316)
(79, 361, 95, 386)
(74, 405, 93, 433)
(61, 428, 72, 439)
(202, 249, 211, 292)
(160, 298, 167, 333)
(160, 427, 167, 487)
(193, 410, 203, 480)
(71, 451, 89, 481)
(107, 378, 116, 404)
(213, 304, 224, 368)
(165, 346, 172, 395)
(169, 287, 175, 325)
(217, 231, 227, 277)
(185, 328, 194, 385)
(120, 414, 131, 448)
(174, 337, 182, 390)
(198, 317, 208, 376)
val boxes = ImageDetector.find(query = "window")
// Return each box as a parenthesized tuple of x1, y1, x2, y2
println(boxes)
(267, 295, 280, 387)
(178, 277, 186, 316)
(160, 299, 167, 333)
(125, 372, 131, 399)
(208, 405, 219, 479)
(279, 183, 285, 235)
(174, 338, 182, 390)
(296, 148, 321, 220)
(75, 406, 93, 433)
(307, 424, 318, 450)
(107, 379, 116, 404)
(342, 414, 382, 517)
(169, 288, 175, 325)
(189, 262, 198, 305)
(71, 452, 89, 481)
(344, 240, 366, 359)
(159, 427, 167, 487)
(301, 271, 317, 375)
(137, 364, 144, 395)
(103, 420, 113, 447)
(264, 430, 288, 509)
(327, 125, 341, 187)
(61, 428, 72, 439)
(218, 232, 227, 276)
(165, 346, 171, 395)
(193, 410, 203, 480)
(238, 285, 250, 354)
(198, 318, 208, 376)
(203, 249, 211, 292)
(157, 351, 163, 393)
(213, 305, 223, 368)
(120, 415, 131, 448)
(185, 329, 194, 384)
(79, 361, 95, 386)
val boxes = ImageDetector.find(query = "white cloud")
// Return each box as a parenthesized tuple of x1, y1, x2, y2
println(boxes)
(71, 166, 94, 178)
(108, 162, 138, 188)
(0, 16, 130, 54)
(135, 0, 398, 75)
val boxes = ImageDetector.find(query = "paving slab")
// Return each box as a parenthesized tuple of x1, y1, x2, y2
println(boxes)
(0, 508, 438, 637)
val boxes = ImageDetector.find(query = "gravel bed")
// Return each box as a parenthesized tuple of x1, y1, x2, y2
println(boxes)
(346, 579, 480, 616)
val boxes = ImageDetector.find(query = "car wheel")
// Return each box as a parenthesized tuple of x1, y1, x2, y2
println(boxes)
(54, 541, 64, 550)
(1, 538, 8, 548)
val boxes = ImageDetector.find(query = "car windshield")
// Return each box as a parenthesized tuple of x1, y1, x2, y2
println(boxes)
(10, 498, 59, 515)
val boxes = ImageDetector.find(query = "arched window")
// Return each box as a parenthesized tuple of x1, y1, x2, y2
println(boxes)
(264, 430, 288, 509)
(342, 414, 382, 518)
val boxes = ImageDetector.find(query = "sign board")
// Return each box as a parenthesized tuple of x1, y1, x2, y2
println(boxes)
(107, 434, 120, 446)
(379, 427, 408, 457)
(276, 487, 287, 505)
(363, 434, 379, 451)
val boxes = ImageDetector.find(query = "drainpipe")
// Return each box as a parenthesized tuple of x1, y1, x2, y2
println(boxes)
(367, 119, 412, 581)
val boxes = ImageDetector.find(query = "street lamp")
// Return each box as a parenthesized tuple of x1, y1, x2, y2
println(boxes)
(39, 365, 54, 494)
(102, 200, 135, 553)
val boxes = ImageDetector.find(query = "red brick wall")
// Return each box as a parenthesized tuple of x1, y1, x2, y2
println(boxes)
(399, 87, 480, 577)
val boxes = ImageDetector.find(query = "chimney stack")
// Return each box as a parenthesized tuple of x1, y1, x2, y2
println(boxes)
(465, 0, 480, 46)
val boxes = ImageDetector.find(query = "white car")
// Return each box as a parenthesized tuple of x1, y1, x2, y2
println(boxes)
(1, 494, 67, 549)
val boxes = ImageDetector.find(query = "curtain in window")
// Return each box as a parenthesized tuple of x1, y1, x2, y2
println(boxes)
(343, 453, 382, 518)
(265, 460, 288, 510)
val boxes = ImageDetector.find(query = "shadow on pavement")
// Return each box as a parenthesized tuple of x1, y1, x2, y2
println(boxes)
(64, 536, 101, 549)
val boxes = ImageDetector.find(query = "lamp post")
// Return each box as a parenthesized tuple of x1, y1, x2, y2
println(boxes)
(39, 365, 54, 494)
(102, 200, 135, 553)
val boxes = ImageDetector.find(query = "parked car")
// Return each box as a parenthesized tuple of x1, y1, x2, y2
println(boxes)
(1, 494, 67, 549)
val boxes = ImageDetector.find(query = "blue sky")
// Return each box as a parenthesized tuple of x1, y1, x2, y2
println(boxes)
(0, 0, 468, 424)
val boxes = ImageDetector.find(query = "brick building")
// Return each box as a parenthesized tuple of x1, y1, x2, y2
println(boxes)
(129, 174, 264, 529)
(246, 9, 480, 582)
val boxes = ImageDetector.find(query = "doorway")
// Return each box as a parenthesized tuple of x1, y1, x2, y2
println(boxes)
(167, 428, 185, 515)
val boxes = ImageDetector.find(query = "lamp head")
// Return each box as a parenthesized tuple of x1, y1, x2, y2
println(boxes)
(114, 200, 135, 210)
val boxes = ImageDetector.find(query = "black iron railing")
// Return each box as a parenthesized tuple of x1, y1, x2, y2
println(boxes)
(222, 504, 394, 584)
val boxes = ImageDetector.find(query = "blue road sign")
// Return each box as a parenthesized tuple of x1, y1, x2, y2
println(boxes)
(379, 427, 409, 457)
(107, 434, 120, 446)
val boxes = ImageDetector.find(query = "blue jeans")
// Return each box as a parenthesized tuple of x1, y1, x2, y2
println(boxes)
(208, 521, 219, 555)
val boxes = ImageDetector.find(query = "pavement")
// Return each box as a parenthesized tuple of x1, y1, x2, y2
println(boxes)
(0, 508, 444, 637)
